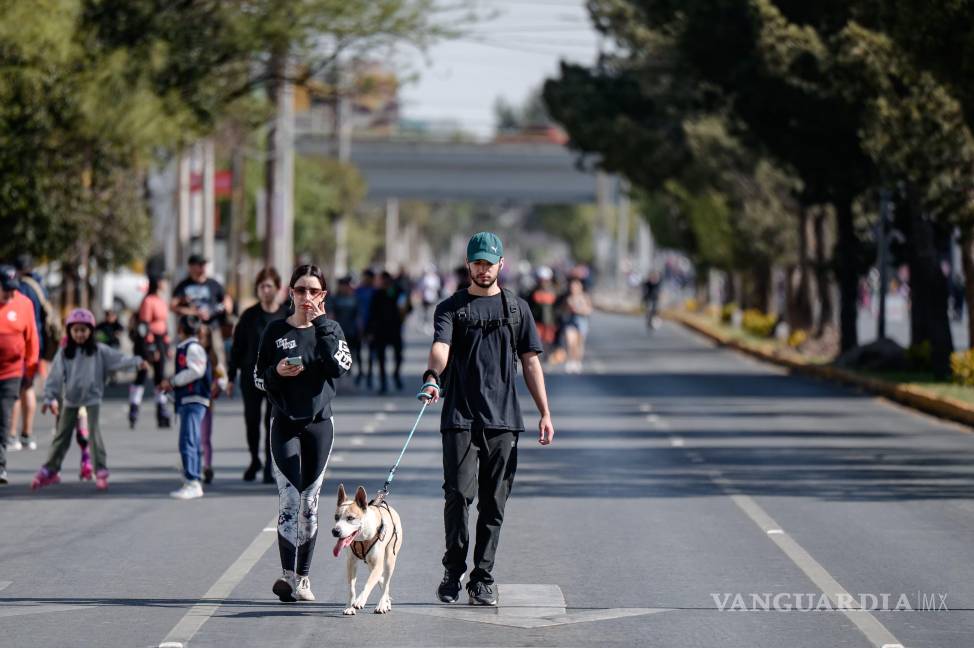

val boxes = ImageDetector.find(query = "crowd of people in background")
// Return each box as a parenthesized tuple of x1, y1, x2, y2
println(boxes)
(0, 251, 618, 492)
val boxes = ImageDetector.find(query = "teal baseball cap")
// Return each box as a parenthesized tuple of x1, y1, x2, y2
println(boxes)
(466, 232, 504, 264)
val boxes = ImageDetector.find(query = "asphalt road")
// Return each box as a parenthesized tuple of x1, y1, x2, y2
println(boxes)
(2, 311, 973, 648)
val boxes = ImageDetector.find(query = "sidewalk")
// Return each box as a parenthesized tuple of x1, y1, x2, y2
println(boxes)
(665, 308, 974, 431)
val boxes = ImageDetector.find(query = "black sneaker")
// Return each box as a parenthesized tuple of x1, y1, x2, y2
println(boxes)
(203, 467, 214, 484)
(437, 570, 463, 603)
(243, 459, 261, 482)
(467, 580, 497, 606)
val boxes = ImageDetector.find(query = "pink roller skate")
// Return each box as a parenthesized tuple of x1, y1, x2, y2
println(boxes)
(79, 449, 93, 481)
(95, 469, 109, 491)
(31, 467, 61, 491)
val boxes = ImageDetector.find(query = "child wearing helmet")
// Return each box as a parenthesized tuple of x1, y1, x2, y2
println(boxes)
(31, 308, 147, 491)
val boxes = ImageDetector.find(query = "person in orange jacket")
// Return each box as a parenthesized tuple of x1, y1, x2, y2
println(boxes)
(0, 264, 39, 485)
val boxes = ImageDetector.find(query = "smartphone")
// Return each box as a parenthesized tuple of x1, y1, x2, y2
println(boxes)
(285, 356, 303, 366)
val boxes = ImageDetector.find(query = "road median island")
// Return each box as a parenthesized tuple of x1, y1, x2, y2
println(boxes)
(664, 308, 974, 431)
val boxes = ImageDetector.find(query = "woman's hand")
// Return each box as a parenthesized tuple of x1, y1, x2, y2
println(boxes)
(304, 295, 326, 320)
(276, 358, 304, 377)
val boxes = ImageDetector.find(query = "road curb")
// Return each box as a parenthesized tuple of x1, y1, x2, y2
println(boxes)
(666, 309, 974, 430)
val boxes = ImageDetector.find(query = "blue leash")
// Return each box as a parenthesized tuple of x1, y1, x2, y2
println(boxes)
(372, 384, 438, 503)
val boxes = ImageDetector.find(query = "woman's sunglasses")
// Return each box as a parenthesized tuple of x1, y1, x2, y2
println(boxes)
(292, 286, 323, 297)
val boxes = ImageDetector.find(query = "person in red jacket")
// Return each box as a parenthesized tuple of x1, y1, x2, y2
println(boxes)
(0, 264, 39, 485)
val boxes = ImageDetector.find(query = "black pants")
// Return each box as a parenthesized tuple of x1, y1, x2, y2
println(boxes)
(373, 336, 403, 391)
(136, 341, 167, 387)
(0, 377, 21, 470)
(441, 426, 519, 585)
(270, 413, 334, 576)
(241, 381, 272, 468)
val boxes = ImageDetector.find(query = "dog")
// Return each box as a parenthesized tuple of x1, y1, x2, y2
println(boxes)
(332, 483, 403, 615)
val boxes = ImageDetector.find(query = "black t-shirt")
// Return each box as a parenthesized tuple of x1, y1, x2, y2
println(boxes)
(434, 290, 543, 431)
(173, 277, 226, 326)
(254, 316, 352, 421)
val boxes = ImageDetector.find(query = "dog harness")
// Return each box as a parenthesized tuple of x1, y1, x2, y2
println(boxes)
(351, 500, 400, 561)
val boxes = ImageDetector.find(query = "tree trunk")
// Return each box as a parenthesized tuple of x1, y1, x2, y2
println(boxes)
(812, 207, 835, 338)
(751, 264, 771, 313)
(905, 187, 953, 377)
(790, 206, 814, 330)
(961, 227, 974, 350)
(834, 199, 858, 352)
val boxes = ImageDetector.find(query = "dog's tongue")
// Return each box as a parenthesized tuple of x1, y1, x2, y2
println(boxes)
(333, 533, 358, 557)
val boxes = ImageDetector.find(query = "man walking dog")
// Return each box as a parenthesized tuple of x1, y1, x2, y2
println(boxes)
(420, 232, 555, 606)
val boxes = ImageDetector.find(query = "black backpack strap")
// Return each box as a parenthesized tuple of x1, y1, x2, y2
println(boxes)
(500, 288, 520, 372)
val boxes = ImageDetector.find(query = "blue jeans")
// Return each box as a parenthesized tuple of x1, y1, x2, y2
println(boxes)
(178, 403, 207, 481)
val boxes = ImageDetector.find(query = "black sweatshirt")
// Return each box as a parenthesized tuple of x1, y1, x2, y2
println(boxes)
(228, 303, 288, 383)
(254, 315, 352, 421)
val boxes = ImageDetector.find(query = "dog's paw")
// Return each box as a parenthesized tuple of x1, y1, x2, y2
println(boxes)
(352, 595, 367, 610)
(343, 606, 357, 616)
(375, 597, 392, 614)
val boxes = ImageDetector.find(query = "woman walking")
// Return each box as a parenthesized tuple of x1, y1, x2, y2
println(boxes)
(228, 268, 287, 483)
(254, 265, 352, 602)
(562, 278, 593, 374)
(129, 276, 171, 428)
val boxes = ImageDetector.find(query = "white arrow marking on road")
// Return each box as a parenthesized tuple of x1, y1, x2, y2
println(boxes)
(399, 584, 671, 628)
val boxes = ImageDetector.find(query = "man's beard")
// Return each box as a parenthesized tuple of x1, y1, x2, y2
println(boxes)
(471, 274, 497, 289)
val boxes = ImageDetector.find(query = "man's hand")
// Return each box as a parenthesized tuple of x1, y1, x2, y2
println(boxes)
(159, 378, 173, 393)
(139, 360, 150, 371)
(226, 382, 235, 398)
(42, 400, 59, 416)
(419, 382, 440, 404)
(538, 413, 554, 445)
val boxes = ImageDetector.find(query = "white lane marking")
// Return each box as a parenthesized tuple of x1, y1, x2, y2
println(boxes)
(669, 436, 684, 448)
(399, 584, 668, 628)
(331, 454, 345, 463)
(363, 424, 376, 434)
(710, 473, 903, 648)
(647, 414, 660, 424)
(159, 643, 183, 648)
(350, 437, 364, 446)
(383, 403, 396, 412)
(158, 516, 277, 648)
(767, 529, 784, 535)
(376, 413, 387, 422)
(0, 580, 10, 592)
(639, 404, 653, 413)
(262, 527, 275, 532)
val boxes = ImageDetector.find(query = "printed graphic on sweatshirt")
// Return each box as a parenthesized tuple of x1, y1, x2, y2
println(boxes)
(334, 340, 352, 371)
(276, 337, 297, 351)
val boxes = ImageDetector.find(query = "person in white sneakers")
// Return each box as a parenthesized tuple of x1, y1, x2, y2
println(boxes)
(160, 315, 211, 500)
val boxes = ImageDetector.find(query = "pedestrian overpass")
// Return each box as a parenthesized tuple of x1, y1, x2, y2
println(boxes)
(295, 136, 601, 204)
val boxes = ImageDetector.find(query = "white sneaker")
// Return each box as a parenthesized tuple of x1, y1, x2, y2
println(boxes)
(8, 438, 22, 452)
(169, 480, 204, 500)
(295, 576, 315, 601)
(22, 437, 36, 451)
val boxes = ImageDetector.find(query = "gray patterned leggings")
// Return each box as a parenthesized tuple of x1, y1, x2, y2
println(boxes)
(270, 414, 334, 576)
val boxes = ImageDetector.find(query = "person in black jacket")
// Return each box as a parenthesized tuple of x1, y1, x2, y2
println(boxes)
(228, 267, 287, 483)
(366, 271, 406, 393)
(254, 265, 352, 603)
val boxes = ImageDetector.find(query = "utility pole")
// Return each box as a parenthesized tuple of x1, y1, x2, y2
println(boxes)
(615, 178, 631, 294)
(385, 198, 399, 272)
(265, 51, 295, 274)
(333, 62, 352, 277)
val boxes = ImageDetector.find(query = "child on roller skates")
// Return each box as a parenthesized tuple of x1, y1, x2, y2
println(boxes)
(32, 309, 147, 491)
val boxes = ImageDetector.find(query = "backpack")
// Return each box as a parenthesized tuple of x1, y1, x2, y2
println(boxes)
(442, 288, 522, 394)
(19, 275, 63, 361)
